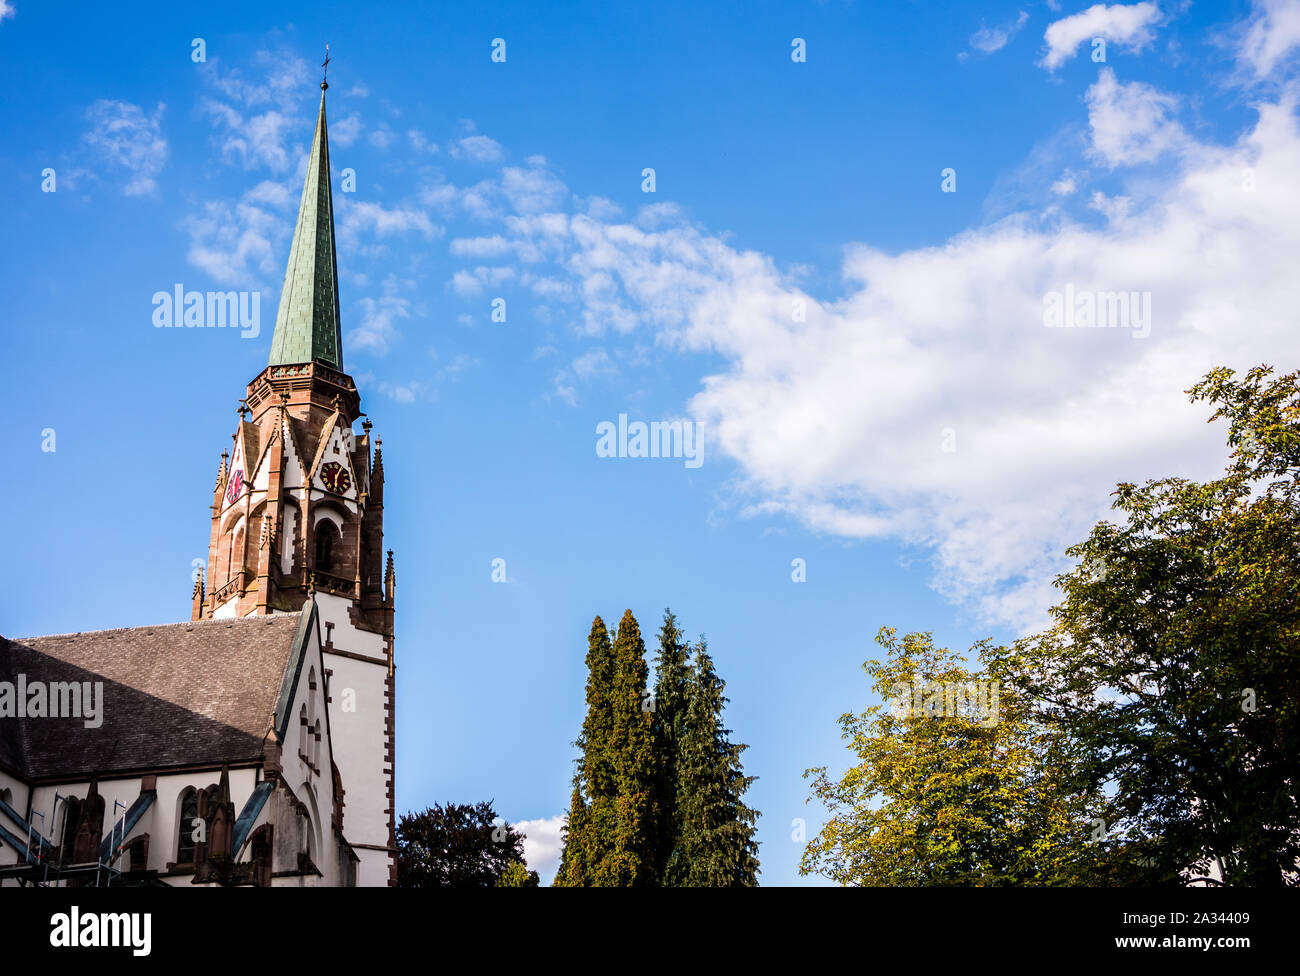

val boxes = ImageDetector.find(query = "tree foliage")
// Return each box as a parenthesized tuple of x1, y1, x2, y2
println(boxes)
(804, 366, 1300, 886)
(396, 801, 535, 887)
(669, 637, 761, 885)
(651, 610, 692, 882)
(554, 612, 657, 885)
(558, 609, 760, 885)
(801, 628, 1099, 885)
(995, 365, 1300, 885)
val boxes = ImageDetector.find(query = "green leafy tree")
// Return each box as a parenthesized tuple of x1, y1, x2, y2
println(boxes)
(396, 801, 535, 887)
(997, 365, 1300, 885)
(672, 637, 761, 885)
(801, 628, 1100, 886)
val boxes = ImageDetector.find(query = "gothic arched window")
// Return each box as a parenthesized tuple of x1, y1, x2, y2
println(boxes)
(176, 787, 198, 864)
(300, 705, 310, 766)
(73, 790, 105, 863)
(229, 521, 246, 581)
(60, 796, 81, 856)
(314, 520, 341, 574)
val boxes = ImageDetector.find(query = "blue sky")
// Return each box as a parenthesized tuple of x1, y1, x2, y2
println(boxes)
(2, 0, 1299, 884)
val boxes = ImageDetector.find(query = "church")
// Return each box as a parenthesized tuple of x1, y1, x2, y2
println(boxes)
(0, 77, 396, 887)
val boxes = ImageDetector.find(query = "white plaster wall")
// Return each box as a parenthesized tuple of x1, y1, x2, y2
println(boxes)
(280, 503, 298, 574)
(313, 590, 390, 885)
(282, 420, 303, 489)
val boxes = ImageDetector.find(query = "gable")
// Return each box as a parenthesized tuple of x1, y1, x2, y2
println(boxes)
(222, 422, 260, 513)
(308, 413, 358, 505)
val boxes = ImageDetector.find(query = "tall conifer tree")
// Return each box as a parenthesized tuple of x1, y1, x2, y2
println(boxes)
(602, 609, 658, 885)
(673, 638, 761, 885)
(651, 609, 692, 884)
(553, 784, 588, 887)
(554, 617, 614, 886)
(555, 612, 658, 885)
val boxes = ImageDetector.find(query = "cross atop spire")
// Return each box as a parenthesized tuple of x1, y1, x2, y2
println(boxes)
(321, 43, 331, 90)
(267, 82, 344, 372)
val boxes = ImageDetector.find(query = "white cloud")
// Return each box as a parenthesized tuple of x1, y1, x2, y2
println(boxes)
(202, 100, 297, 171)
(184, 200, 285, 285)
(379, 379, 425, 403)
(1239, 0, 1300, 77)
(449, 265, 515, 296)
(1040, 1, 1162, 70)
(200, 53, 315, 172)
(515, 815, 565, 884)
(212, 51, 310, 108)
(970, 10, 1029, 53)
(463, 81, 1300, 630)
(368, 124, 397, 150)
(501, 165, 568, 213)
(1051, 171, 1079, 195)
(82, 100, 168, 195)
(582, 196, 623, 220)
(243, 178, 294, 209)
(331, 114, 362, 148)
(451, 134, 504, 162)
(1086, 68, 1187, 167)
(419, 182, 460, 211)
(407, 129, 439, 153)
(340, 200, 440, 242)
(571, 348, 617, 379)
(350, 291, 411, 355)
(450, 234, 512, 258)
(0, 1, 14, 24)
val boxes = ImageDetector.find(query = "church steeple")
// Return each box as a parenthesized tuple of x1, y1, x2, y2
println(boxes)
(268, 80, 343, 371)
(201, 72, 396, 886)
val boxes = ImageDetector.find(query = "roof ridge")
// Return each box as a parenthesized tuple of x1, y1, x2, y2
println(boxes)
(307, 410, 341, 478)
(12, 611, 303, 643)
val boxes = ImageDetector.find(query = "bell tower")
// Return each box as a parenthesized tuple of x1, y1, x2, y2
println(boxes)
(195, 77, 397, 887)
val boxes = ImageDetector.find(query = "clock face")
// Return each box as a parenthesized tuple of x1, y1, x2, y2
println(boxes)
(321, 461, 351, 494)
(225, 469, 244, 504)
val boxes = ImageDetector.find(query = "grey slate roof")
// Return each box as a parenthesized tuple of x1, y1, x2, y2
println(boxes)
(0, 613, 305, 781)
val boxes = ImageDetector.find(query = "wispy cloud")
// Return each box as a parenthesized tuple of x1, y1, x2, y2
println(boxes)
(450, 125, 505, 162)
(200, 51, 312, 171)
(82, 100, 168, 195)
(970, 10, 1029, 54)
(183, 194, 286, 285)
(1239, 0, 1300, 78)
(351, 300, 409, 356)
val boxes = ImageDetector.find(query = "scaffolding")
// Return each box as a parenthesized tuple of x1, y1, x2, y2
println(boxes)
(2, 792, 129, 887)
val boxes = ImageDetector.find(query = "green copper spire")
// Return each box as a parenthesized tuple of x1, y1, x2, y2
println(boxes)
(268, 81, 343, 371)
